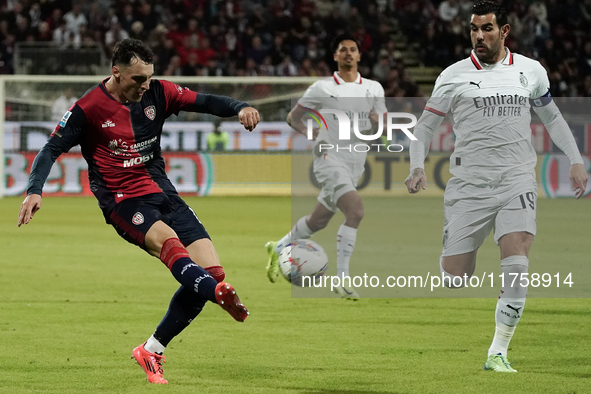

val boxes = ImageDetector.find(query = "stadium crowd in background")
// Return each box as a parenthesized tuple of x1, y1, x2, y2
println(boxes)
(404, 0, 591, 96)
(0, 0, 416, 97)
(0, 1, 590, 96)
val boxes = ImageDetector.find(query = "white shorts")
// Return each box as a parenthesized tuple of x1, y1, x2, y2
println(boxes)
(313, 156, 364, 213)
(441, 175, 537, 257)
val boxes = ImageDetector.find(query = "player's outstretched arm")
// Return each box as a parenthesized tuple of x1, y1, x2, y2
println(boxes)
(533, 101, 587, 198)
(18, 194, 42, 227)
(569, 163, 588, 199)
(17, 102, 84, 227)
(405, 168, 427, 194)
(238, 107, 260, 131)
(405, 109, 444, 194)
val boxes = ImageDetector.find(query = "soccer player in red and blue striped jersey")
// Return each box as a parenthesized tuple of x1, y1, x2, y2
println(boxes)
(17, 39, 260, 384)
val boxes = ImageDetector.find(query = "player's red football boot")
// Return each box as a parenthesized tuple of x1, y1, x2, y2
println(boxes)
(132, 343, 168, 384)
(215, 282, 249, 322)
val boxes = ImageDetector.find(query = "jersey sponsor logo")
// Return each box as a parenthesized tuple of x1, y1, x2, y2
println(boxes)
(473, 94, 528, 108)
(132, 212, 144, 225)
(108, 137, 157, 157)
(469, 81, 482, 89)
(123, 152, 154, 167)
(102, 120, 116, 128)
(108, 139, 129, 155)
(519, 72, 528, 87)
(473, 94, 528, 117)
(144, 105, 156, 120)
(130, 136, 157, 151)
(58, 111, 72, 128)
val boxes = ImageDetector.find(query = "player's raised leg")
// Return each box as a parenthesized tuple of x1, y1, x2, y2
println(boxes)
(485, 231, 532, 373)
(134, 221, 248, 383)
(333, 190, 363, 300)
(266, 203, 334, 282)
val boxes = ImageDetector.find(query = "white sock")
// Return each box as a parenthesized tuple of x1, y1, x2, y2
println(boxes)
(337, 225, 357, 278)
(488, 323, 516, 357)
(488, 255, 529, 357)
(275, 216, 314, 254)
(144, 334, 166, 354)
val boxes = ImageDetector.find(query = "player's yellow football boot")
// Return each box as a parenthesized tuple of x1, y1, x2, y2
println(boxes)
(132, 343, 168, 384)
(265, 241, 281, 283)
(484, 353, 517, 372)
(215, 282, 249, 322)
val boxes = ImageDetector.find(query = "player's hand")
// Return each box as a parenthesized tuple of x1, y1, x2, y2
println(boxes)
(18, 194, 42, 227)
(238, 107, 260, 132)
(369, 110, 379, 124)
(405, 168, 427, 194)
(309, 127, 320, 141)
(569, 163, 588, 199)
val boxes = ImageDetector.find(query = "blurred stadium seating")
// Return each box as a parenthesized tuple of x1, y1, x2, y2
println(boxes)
(1, 1, 590, 96)
(1, 1, 590, 198)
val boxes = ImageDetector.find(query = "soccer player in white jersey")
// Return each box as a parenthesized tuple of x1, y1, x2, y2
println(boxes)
(405, 1, 588, 372)
(265, 33, 388, 299)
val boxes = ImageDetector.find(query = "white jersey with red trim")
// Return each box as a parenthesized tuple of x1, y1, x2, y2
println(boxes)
(425, 48, 550, 184)
(297, 71, 387, 165)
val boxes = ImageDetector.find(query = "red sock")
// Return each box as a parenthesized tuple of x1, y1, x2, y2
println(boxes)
(205, 265, 225, 282)
(160, 238, 190, 269)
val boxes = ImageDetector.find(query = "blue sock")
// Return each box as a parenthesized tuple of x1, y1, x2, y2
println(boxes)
(154, 285, 205, 346)
(169, 257, 217, 303)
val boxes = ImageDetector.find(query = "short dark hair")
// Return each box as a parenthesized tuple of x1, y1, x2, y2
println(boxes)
(111, 38, 154, 67)
(331, 33, 359, 54)
(472, 1, 508, 27)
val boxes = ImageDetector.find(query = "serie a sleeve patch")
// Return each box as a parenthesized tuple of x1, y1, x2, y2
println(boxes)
(58, 110, 72, 128)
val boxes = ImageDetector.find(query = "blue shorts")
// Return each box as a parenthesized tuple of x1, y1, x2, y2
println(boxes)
(106, 193, 210, 250)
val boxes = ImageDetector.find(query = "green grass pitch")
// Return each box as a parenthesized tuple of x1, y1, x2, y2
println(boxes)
(1, 195, 590, 393)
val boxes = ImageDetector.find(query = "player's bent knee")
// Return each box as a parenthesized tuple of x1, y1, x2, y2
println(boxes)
(439, 256, 466, 289)
(204, 265, 225, 283)
(440, 269, 466, 288)
(145, 221, 179, 257)
(348, 208, 364, 224)
(160, 238, 190, 269)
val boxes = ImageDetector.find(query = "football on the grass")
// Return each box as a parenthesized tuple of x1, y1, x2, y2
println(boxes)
(278, 239, 328, 286)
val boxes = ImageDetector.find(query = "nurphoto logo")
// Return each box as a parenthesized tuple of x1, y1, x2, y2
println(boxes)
(303, 107, 418, 153)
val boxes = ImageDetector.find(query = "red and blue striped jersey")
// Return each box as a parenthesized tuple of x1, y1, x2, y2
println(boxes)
(28, 78, 248, 213)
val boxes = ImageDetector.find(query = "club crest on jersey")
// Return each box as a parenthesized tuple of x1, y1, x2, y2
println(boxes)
(132, 212, 144, 225)
(519, 72, 528, 87)
(144, 105, 156, 120)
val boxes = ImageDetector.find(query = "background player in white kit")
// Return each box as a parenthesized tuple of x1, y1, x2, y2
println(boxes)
(265, 33, 387, 299)
(405, 1, 588, 372)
